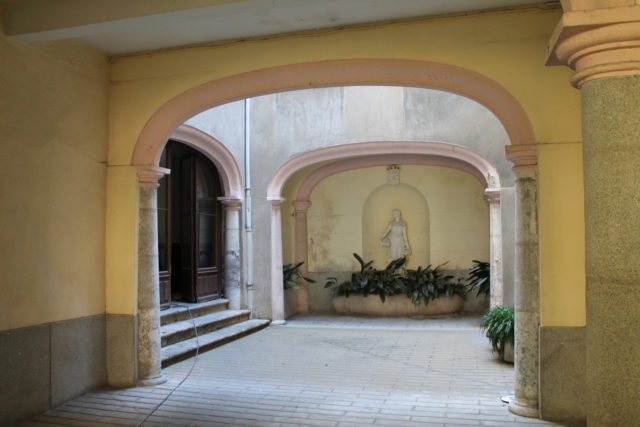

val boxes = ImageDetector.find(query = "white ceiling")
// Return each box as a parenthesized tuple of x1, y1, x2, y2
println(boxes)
(10, 0, 554, 55)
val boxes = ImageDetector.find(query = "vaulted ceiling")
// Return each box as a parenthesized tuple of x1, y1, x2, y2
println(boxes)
(2, 0, 558, 55)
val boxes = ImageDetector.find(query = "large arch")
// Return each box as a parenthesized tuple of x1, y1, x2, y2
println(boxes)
(130, 59, 539, 418)
(131, 59, 536, 168)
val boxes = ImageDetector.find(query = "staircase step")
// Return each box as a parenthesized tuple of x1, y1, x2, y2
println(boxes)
(161, 309, 251, 347)
(161, 319, 271, 368)
(160, 299, 229, 325)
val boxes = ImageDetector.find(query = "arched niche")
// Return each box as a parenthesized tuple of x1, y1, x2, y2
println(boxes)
(362, 183, 429, 270)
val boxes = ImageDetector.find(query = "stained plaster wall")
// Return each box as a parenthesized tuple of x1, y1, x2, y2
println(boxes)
(283, 166, 489, 313)
(303, 166, 489, 271)
(190, 86, 512, 318)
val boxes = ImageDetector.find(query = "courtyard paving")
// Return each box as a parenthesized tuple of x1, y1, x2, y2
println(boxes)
(22, 315, 562, 427)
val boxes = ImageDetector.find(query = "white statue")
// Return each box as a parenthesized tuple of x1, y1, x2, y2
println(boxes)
(379, 209, 411, 263)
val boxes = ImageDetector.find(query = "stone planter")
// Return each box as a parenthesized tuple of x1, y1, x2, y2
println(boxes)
(332, 294, 464, 316)
(502, 342, 514, 363)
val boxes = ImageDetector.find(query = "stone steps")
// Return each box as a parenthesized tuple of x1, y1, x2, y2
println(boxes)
(160, 299, 229, 325)
(161, 319, 271, 367)
(160, 299, 270, 368)
(161, 309, 251, 347)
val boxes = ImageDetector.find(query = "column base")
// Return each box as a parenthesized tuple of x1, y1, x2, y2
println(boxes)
(509, 398, 539, 418)
(271, 320, 286, 325)
(137, 374, 167, 387)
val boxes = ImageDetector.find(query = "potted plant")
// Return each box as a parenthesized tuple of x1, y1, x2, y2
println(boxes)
(480, 305, 514, 363)
(324, 254, 406, 301)
(324, 254, 465, 316)
(404, 262, 466, 306)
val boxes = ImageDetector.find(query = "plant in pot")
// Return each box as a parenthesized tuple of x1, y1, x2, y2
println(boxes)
(324, 253, 406, 302)
(325, 254, 465, 315)
(480, 305, 514, 363)
(466, 260, 490, 298)
(404, 262, 466, 306)
(283, 262, 316, 289)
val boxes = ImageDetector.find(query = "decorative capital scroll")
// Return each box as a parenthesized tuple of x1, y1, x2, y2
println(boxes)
(218, 197, 243, 209)
(137, 165, 170, 188)
(293, 200, 312, 213)
(505, 144, 538, 174)
(545, 5, 640, 88)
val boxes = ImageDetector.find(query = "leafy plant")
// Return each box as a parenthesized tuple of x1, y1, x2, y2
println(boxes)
(324, 254, 406, 302)
(404, 263, 466, 306)
(466, 260, 490, 298)
(324, 254, 465, 306)
(480, 306, 514, 357)
(283, 262, 316, 289)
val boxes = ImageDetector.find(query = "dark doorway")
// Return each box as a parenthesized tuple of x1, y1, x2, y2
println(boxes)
(158, 141, 224, 309)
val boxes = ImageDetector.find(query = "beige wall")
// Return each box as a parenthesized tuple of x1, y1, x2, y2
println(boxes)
(282, 166, 488, 272)
(0, 24, 108, 330)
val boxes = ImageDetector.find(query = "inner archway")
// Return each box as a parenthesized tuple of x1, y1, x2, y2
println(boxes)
(276, 141, 501, 316)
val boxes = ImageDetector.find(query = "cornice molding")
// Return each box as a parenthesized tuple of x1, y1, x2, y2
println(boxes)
(137, 165, 170, 187)
(546, 5, 640, 88)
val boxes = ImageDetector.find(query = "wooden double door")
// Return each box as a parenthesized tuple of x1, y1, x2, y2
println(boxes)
(158, 141, 224, 309)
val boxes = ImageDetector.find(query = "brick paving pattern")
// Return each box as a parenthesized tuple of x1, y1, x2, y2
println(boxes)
(22, 315, 563, 427)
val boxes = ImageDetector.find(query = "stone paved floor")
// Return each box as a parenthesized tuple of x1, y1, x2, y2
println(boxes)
(22, 315, 563, 427)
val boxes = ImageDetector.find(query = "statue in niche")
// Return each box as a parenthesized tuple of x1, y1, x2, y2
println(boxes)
(379, 209, 411, 264)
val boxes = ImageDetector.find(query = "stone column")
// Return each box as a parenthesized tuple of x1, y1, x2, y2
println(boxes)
(505, 146, 540, 418)
(485, 189, 503, 308)
(293, 201, 312, 313)
(269, 197, 286, 324)
(219, 197, 243, 310)
(547, 10, 640, 424)
(136, 166, 170, 386)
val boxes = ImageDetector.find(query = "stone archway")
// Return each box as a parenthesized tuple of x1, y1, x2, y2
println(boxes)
(130, 59, 540, 417)
(271, 143, 504, 314)
(135, 124, 244, 387)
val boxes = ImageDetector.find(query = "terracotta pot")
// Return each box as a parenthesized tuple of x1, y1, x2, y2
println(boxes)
(332, 294, 464, 316)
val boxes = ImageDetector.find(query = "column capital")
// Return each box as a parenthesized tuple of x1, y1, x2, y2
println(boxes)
(293, 200, 312, 213)
(218, 197, 243, 209)
(546, 4, 640, 88)
(137, 165, 170, 188)
(484, 188, 501, 204)
(267, 197, 286, 207)
(505, 145, 538, 175)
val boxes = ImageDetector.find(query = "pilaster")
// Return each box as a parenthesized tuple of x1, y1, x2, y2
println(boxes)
(484, 189, 504, 309)
(268, 197, 286, 324)
(219, 197, 243, 310)
(293, 200, 312, 313)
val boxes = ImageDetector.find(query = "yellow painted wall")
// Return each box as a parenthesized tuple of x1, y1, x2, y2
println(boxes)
(0, 24, 109, 329)
(107, 7, 578, 167)
(539, 143, 586, 326)
(286, 166, 488, 272)
(103, 6, 585, 326)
